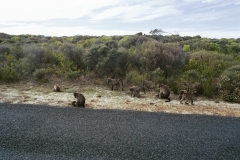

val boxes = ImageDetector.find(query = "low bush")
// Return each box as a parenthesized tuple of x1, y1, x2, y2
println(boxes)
(126, 71, 146, 86)
(33, 68, 49, 82)
(220, 65, 240, 103)
(65, 70, 81, 79)
(0, 53, 20, 82)
(0, 66, 19, 82)
(166, 77, 180, 94)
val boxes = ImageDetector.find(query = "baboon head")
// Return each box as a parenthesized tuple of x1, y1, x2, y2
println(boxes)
(179, 90, 187, 95)
(178, 90, 187, 100)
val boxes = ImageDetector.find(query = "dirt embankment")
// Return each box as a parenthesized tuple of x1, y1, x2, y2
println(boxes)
(0, 82, 240, 117)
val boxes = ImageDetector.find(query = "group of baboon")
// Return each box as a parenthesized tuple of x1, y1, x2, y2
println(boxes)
(52, 78, 195, 108)
(107, 77, 194, 105)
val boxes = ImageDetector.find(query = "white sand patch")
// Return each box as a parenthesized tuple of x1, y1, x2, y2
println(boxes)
(0, 84, 239, 117)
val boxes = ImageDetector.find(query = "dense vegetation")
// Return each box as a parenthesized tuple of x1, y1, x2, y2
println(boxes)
(0, 32, 240, 103)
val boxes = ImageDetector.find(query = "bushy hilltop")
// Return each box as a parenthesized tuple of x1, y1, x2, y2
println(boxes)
(0, 32, 240, 103)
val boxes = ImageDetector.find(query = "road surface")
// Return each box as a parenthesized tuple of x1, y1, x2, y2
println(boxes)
(0, 103, 240, 159)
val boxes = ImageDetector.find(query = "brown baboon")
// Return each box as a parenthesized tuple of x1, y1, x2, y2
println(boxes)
(72, 92, 85, 107)
(107, 78, 123, 91)
(53, 84, 61, 92)
(156, 84, 171, 102)
(179, 90, 194, 105)
(130, 86, 146, 98)
(191, 82, 203, 95)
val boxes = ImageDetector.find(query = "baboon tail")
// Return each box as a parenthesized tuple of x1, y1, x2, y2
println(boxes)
(165, 97, 171, 102)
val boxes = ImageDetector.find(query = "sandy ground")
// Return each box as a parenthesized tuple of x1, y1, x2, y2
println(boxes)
(0, 82, 240, 117)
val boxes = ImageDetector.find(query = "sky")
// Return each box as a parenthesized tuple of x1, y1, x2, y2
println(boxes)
(1, 0, 240, 39)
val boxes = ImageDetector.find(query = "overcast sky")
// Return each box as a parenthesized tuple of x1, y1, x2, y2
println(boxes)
(1, 0, 240, 39)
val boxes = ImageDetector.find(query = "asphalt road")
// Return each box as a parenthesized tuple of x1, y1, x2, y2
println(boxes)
(0, 103, 240, 160)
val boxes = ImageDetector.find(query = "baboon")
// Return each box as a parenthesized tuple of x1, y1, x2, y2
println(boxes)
(191, 82, 203, 95)
(53, 84, 61, 92)
(130, 86, 146, 98)
(179, 90, 194, 105)
(156, 84, 171, 102)
(107, 78, 123, 91)
(72, 92, 85, 107)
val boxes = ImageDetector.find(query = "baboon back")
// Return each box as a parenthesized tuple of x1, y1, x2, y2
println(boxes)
(130, 86, 141, 97)
(130, 86, 141, 92)
(179, 90, 194, 105)
(107, 78, 123, 91)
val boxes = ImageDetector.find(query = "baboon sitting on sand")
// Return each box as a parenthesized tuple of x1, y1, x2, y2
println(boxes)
(72, 92, 85, 107)
(53, 84, 61, 92)
(156, 84, 171, 102)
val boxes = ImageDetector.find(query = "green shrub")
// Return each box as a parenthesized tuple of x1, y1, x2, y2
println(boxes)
(0, 66, 19, 82)
(202, 81, 213, 98)
(151, 67, 164, 84)
(0, 53, 19, 82)
(183, 51, 240, 97)
(126, 71, 146, 86)
(33, 69, 49, 82)
(166, 77, 180, 94)
(183, 45, 190, 52)
(65, 70, 81, 79)
(220, 65, 240, 102)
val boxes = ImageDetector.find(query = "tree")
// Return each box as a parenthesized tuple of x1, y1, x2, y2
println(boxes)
(149, 29, 163, 35)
